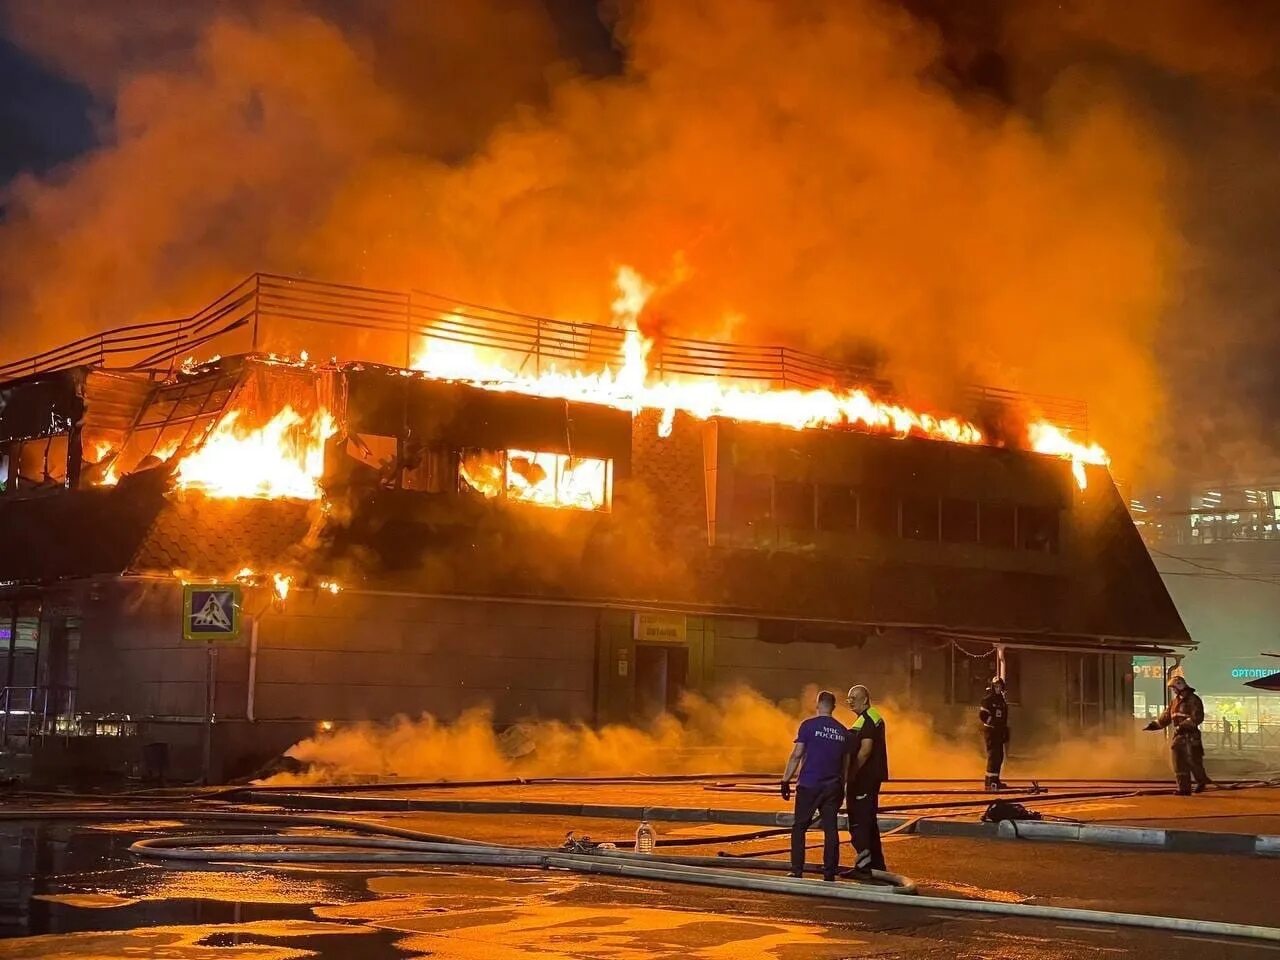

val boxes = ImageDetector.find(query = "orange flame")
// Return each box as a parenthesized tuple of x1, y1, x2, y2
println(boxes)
(413, 268, 985, 448)
(1026, 422, 1110, 490)
(272, 572, 292, 601)
(173, 405, 336, 500)
(411, 266, 1116, 484)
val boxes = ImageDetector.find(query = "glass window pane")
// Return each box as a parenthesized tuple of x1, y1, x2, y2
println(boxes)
(816, 484, 858, 532)
(941, 499, 979, 543)
(902, 496, 940, 541)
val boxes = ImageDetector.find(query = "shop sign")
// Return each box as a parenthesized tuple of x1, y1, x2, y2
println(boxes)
(634, 612, 687, 644)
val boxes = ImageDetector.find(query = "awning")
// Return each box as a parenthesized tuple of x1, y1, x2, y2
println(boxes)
(1244, 673, 1280, 692)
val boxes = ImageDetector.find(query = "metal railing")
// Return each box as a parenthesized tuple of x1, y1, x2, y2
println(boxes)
(0, 685, 76, 748)
(1206, 722, 1280, 752)
(0, 272, 1090, 433)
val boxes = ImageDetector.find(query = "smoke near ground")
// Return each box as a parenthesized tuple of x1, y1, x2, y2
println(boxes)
(0, 0, 1186, 478)
(265, 685, 1165, 786)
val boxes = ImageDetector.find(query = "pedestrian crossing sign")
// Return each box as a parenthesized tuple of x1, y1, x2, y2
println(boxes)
(182, 584, 243, 641)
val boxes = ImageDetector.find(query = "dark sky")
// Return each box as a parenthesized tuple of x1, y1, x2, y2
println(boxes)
(0, 34, 93, 183)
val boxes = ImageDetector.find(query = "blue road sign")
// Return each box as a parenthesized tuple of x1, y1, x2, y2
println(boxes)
(183, 584, 243, 641)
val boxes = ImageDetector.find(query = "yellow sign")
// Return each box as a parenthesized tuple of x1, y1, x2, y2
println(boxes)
(634, 612, 687, 644)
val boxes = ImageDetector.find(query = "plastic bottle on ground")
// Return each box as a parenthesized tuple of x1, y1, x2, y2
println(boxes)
(635, 820, 656, 854)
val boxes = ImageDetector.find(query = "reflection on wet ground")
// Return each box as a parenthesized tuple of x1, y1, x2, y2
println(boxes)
(0, 820, 862, 960)
(0, 817, 1273, 959)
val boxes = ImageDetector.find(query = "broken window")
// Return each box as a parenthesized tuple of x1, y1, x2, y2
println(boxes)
(458, 448, 611, 511)
(15, 434, 69, 490)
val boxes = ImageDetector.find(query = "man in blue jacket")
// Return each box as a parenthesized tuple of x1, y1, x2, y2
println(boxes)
(780, 690, 849, 881)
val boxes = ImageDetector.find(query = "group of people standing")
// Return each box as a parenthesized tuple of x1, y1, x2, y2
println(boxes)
(782, 671, 1213, 883)
(779, 685, 888, 882)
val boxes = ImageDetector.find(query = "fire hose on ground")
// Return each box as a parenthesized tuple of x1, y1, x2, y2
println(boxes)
(3, 807, 1280, 943)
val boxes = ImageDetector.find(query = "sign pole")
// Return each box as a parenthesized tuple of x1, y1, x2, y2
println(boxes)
(182, 583, 241, 785)
(202, 640, 216, 784)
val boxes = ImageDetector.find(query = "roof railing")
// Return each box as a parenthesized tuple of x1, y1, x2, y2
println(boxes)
(0, 272, 1089, 434)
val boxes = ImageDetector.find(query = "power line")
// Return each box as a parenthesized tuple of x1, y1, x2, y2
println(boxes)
(1149, 546, 1280, 587)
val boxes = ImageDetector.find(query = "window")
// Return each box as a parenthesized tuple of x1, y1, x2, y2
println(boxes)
(948, 641, 998, 704)
(816, 484, 858, 532)
(731, 473, 773, 532)
(15, 434, 69, 490)
(901, 495, 940, 541)
(941, 498, 979, 543)
(979, 502, 1016, 549)
(775, 479, 815, 531)
(860, 488, 899, 537)
(1018, 505, 1059, 553)
(459, 448, 612, 511)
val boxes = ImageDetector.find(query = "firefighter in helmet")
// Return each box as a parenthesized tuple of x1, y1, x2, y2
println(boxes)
(1145, 674, 1211, 794)
(978, 676, 1010, 791)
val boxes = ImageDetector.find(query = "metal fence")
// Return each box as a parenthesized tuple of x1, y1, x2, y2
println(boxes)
(0, 272, 1090, 432)
(0, 685, 76, 748)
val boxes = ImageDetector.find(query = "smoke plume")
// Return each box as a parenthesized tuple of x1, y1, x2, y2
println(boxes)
(0, 0, 1180, 477)
(267, 684, 1165, 786)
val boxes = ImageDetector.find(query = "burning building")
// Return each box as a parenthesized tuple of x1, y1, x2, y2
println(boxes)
(0, 273, 1188, 780)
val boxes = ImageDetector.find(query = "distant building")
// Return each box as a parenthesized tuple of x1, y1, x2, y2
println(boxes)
(0, 276, 1190, 780)
(1133, 485, 1280, 736)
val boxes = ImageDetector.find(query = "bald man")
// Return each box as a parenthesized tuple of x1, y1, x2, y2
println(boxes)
(844, 684, 889, 879)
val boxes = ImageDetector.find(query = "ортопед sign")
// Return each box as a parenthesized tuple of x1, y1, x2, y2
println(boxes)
(182, 584, 243, 641)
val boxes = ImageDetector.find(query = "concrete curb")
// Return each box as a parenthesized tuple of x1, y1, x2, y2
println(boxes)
(245, 792, 1279, 857)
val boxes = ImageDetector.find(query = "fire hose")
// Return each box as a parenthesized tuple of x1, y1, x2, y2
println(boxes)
(4, 807, 1280, 943)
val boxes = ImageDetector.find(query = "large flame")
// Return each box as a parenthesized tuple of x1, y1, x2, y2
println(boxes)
(1027, 422, 1110, 491)
(173, 405, 336, 500)
(413, 267, 1108, 486)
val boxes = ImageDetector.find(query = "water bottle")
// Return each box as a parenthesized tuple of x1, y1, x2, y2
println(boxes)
(635, 819, 656, 854)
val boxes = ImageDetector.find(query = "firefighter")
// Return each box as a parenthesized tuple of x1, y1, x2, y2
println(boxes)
(843, 684, 888, 880)
(1145, 675, 1211, 795)
(780, 690, 849, 881)
(978, 676, 1010, 791)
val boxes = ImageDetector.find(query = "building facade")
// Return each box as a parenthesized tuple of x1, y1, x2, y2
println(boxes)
(0, 348, 1190, 781)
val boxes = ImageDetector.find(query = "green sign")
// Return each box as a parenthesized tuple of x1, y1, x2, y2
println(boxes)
(182, 584, 243, 641)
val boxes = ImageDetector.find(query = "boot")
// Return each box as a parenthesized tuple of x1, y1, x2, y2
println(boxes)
(984, 776, 998, 792)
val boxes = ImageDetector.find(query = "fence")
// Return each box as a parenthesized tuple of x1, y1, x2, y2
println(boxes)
(0, 685, 76, 748)
(0, 272, 1090, 433)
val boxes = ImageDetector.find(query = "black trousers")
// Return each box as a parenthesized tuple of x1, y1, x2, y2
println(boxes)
(790, 782, 842, 878)
(1171, 735, 1209, 794)
(847, 788, 884, 872)
(984, 728, 1007, 779)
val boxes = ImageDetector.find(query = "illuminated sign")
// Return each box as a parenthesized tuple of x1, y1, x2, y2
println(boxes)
(1231, 668, 1280, 680)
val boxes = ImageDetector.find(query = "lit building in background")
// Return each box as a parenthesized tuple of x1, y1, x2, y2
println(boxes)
(1133, 484, 1280, 743)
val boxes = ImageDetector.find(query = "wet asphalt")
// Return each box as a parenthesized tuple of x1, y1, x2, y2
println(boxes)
(0, 811, 1277, 959)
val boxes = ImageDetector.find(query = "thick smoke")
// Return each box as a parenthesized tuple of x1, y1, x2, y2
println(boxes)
(0, 0, 1178, 477)
(267, 684, 1164, 786)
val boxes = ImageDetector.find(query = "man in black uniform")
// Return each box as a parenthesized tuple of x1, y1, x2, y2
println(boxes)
(843, 684, 888, 880)
(978, 677, 1010, 791)
(1145, 675, 1210, 795)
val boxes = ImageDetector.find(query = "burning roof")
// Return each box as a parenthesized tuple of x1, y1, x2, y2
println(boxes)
(15, 267, 1108, 508)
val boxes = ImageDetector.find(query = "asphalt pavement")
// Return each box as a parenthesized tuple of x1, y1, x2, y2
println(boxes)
(1, 801, 1278, 959)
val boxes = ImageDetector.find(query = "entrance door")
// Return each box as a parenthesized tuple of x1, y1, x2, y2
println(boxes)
(634, 644, 689, 719)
